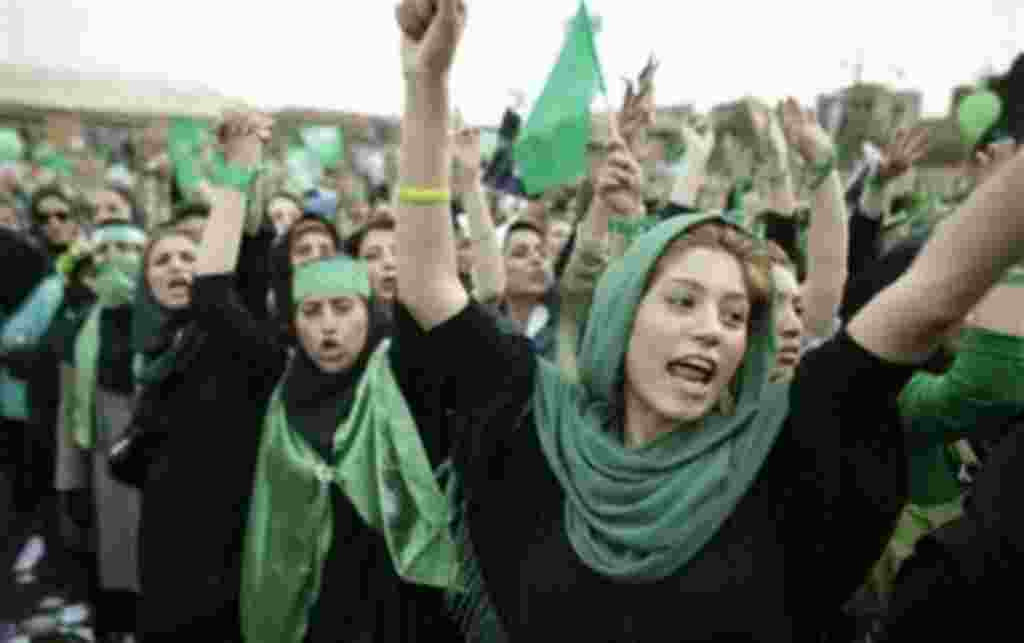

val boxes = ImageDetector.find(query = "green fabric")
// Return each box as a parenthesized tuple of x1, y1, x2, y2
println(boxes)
(899, 327, 1024, 446)
(514, 1, 606, 196)
(533, 212, 790, 582)
(92, 224, 148, 247)
(292, 255, 372, 305)
(957, 90, 1003, 149)
(0, 129, 24, 162)
(900, 327, 1024, 505)
(241, 342, 461, 643)
(70, 253, 141, 449)
(300, 126, 346, 170)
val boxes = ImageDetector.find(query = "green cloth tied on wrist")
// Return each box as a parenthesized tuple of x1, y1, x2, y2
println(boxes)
(806, 155, 835, 191)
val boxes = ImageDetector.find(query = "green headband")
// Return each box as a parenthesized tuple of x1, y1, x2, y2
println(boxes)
(292, 255, 372, 305)
(93, 224, 147, 246)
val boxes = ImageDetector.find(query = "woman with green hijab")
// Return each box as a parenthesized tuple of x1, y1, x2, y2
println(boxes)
(57, 220, 147, 643)
(391, 3, 1024, 640)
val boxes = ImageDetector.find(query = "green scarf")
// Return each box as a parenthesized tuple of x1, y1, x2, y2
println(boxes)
(241, 256, 460, 643)
(533, 212, 790, 581)
(71, 252, 142, 449)
(131, 264, 190, 387)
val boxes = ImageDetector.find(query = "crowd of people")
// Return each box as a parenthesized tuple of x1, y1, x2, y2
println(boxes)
(2, 1, 1023, 641)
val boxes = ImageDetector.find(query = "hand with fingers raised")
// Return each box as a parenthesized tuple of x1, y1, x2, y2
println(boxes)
(779, 97, 834, 167)
(875, 127, 930, 186)
(594, 130, 645, 218)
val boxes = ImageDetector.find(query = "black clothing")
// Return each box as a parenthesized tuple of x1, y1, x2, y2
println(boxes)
(393, 301, 914, 642)
(883, 425, 1024, 641)
(136, 274, 285, 637)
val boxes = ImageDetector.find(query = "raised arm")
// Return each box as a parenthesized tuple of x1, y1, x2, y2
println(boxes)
(394, 0, 470, 330)
(452, 127, 505, 303)
(849, 140, 1024, 362)
(193, 112, 272, 278)
(779, 97, 848, 340)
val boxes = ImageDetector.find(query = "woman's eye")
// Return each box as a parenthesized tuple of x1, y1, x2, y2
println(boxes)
(666, 294, 695, 309)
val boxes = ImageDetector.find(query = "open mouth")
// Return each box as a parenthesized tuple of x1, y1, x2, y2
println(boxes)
(667, 355, 718, 394)
(319, 339, 348, 364)
(776, 346, 800, 366)
(379, 276, 398, 293)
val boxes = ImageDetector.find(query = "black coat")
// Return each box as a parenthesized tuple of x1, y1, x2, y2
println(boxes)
(137, 229, 286, 636)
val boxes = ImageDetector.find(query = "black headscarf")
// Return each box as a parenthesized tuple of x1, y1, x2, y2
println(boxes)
(268, 214, 342, 340)
(280, 293, 391, 461)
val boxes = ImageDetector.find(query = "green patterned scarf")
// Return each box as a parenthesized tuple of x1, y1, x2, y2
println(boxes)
(71, 250, 142, 449)
(533, 213, 790, 581)
(241, 256, 460, 643)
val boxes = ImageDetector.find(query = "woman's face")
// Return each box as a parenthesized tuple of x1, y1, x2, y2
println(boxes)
(770, 264, 804, 382)
(92, 189, 133, 226)
(358, 228, 397, 301)
(547, 220, 572, 261)
(35, 195, 79, 247)
(294, 294, 370, 374)
(504, 228, 550, 298)
(290, 228, 337, 267)
(624, 247, 750, 427)
(268, 197, 302, 235)
(146, 235, 198, 309)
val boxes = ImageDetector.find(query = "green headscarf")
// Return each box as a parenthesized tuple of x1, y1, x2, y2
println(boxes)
(71, 245, 144, 449)
(533, 212, 790, 582)
(241, 256, 460, 643)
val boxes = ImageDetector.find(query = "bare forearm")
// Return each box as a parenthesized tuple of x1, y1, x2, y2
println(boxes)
(851, 150, 1024, 362)
(396, 79, 468, 328)
(803, 171, 849, 337)
(462, 180, 505, 301)
(194, 189, 246, 276)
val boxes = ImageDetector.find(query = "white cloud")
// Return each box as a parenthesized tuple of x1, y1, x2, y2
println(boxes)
(5, 0, 1022, 124)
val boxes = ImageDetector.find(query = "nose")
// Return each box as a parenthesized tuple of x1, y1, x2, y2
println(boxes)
(777, 305, 803, 340)
(690, 302, 724, 347)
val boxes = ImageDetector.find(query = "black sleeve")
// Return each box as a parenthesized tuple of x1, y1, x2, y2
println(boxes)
(784, 330, 916, 609)
(191, 274, 283, 368)
(846, 205, 883, 279)
(389, 301, 537, 464)
(0, 345, 42, 378)
(0, 230, 49, 317)
(235, 223, 275, 322)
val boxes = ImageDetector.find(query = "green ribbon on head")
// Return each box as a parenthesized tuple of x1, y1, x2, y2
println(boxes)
(532, 212, 790, 582)
(242, 254, 460, 643)
(292, 254, 372, 304)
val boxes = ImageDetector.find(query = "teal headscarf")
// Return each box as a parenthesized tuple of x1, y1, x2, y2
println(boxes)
(242, 255, 460, 643)
(533, 212, 790, 582)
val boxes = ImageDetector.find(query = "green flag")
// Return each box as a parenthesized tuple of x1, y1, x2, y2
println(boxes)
(168, 117, 213, 197)
(514, 1, 606, 196)
(300, 126, 345, 170)
(0, 129, 24, 163)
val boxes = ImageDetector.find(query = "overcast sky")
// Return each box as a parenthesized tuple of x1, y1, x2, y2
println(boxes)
(3, 0, 1022, 124)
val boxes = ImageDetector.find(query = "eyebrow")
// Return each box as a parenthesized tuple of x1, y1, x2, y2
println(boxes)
(668, 278, 748, 302)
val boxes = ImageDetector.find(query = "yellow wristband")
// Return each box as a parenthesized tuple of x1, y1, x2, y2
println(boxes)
(398, 187, 451, 205)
